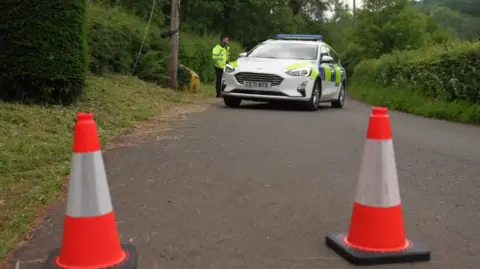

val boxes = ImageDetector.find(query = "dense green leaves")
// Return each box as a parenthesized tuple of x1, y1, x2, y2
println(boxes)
(176, 0, 330, 49)
(87, 2, 243, 88)
(421, 0, 480, 18)
(2, 0, 478, 104)
(354, 41, 480, 102)
(414, 0, 480, 39)
(0, 0, 88, 104)
(350, 4, 450, 59)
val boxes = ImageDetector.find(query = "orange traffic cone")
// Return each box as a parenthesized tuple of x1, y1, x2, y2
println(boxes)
(325, 107, 430, 265)
(43, 113, 136, 269)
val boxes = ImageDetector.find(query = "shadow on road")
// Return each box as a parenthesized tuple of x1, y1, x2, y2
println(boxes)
(216, 101, 333, 112)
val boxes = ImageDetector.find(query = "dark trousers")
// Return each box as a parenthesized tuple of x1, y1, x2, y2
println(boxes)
(214, 66, 223, 96)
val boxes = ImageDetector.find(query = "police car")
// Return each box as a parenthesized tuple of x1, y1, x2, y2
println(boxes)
(221, 34, 346, 111)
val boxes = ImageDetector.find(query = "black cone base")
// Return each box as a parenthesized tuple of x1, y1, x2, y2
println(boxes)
(325, 233, 431, 266)
(43, 244, 137, 269)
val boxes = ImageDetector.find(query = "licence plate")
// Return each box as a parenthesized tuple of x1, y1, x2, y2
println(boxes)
(244, 81, 271, 89)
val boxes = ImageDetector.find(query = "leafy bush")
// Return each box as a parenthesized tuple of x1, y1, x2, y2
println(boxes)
(177, 65, 193, 90)
(349, 79, 480, 124)
(102, 0, 165, 27)
(135, 51, 169, 86)
(340, 43, 364, 77)
(88, 2, 244, 87)
(0, 0, 88, 104)
(87, 3, 166, 75)
(353, 40, 480, 102)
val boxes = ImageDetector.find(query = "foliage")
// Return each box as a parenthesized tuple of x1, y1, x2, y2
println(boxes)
(0, 0, 88, 104)
(349, 79, 480, 124)
(88, 3, 165, 75)
(420, 0, 480, 18)
(3, 0, 480, 262)
(323, 0, 452, 78)
(0, 74, 214, 261)
(102, 0, 166, 26)
(352, 2, 451, 60)
(88, 2, 243, 87)
(353, 40, 480, 102)
(175, 0, 330, 49)
(413, 0, 480, 40)
(178, 32, 243, 83)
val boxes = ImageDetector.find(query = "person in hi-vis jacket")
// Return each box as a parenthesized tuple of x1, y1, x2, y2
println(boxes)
(212, 34, 230, 97)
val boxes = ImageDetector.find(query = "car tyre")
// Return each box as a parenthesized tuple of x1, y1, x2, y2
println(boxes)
(223, 96, 242, 108)
(331, 83, 345, 108)
(306, 80, 321, 111)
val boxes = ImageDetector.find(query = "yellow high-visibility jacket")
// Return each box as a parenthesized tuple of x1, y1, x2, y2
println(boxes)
(212, 44, 230, 69)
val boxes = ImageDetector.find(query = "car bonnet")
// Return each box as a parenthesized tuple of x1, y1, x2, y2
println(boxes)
(233, 57, 316, 73)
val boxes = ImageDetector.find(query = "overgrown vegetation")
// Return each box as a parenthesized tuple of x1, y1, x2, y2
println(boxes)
(349, 80, 480, 124)
(0, 0, 89, 104)
(0, 0, 243, 104)
(0, 75, 214, 260)
(0, 0, 239, 261)
(2, 0, 480, 262)
(88, 2, 243, 87)
(339, 0, 480, 124)
(354, 41, 480, 102)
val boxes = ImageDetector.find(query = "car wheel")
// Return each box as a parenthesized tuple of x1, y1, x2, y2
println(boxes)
(331, 83, 345, 108)
(223, 96, 242, 108)
(306, 80, 321, 111)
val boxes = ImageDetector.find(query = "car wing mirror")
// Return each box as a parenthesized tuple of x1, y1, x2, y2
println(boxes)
(320, 55, 333, 64)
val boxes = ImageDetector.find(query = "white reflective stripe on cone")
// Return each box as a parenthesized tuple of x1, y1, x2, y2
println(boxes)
(354, 139, 401, 208)
(66, 151, 113, 217)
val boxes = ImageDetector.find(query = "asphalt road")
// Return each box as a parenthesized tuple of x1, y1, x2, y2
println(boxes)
(9, 97, 480, 269)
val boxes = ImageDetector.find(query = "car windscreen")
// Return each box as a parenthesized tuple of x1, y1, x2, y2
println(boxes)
(247, 42, 318, 60)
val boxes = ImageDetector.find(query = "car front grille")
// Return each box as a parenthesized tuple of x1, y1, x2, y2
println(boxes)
(231, 89, 288, 96)
(234, 72, 284, 86)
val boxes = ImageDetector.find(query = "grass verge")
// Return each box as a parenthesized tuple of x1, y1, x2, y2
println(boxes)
(349, 80, 480, 124)
(0, 75, 215, 261)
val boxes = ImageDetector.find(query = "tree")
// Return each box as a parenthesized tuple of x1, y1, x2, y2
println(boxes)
(175, 0, 331, 49)
(330, 0, 351, 22)
(351, 2, 449, 58)
(414, 0, 480, 40)
(364, 0, 410, 12)
(289, 0, 330, 20)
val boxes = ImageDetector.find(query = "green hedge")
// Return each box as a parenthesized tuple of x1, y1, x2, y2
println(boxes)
(349, 79, 480, 124)
(88, 2, 244, 88)
(88, 3, 165, 75)
(353, 41, 480, 102)
(0, 0, 244, 103)
(0, 0, 88, 104)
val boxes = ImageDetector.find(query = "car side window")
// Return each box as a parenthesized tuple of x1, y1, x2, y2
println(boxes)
(320, 46, 329, 59)
(329, 48, 340, 64)
(320, 46, 329, 62)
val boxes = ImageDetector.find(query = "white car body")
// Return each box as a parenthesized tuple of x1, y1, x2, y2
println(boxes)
(221, 36, 347, 110)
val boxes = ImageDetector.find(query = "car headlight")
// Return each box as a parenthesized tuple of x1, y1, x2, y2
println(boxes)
(224, 65, 235, 73)
(285, 68, 311, 77)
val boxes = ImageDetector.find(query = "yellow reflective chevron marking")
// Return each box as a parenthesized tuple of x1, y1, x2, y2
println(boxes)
(286, 62, 312, 70)
(334, 64, 342, 85)
(321, 64, 332, 81)
(320, 64, 342, 84)
(310, 66, 319, 80)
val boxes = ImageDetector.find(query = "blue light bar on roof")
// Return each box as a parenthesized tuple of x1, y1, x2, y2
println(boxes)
(275, 34, 323, 41)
